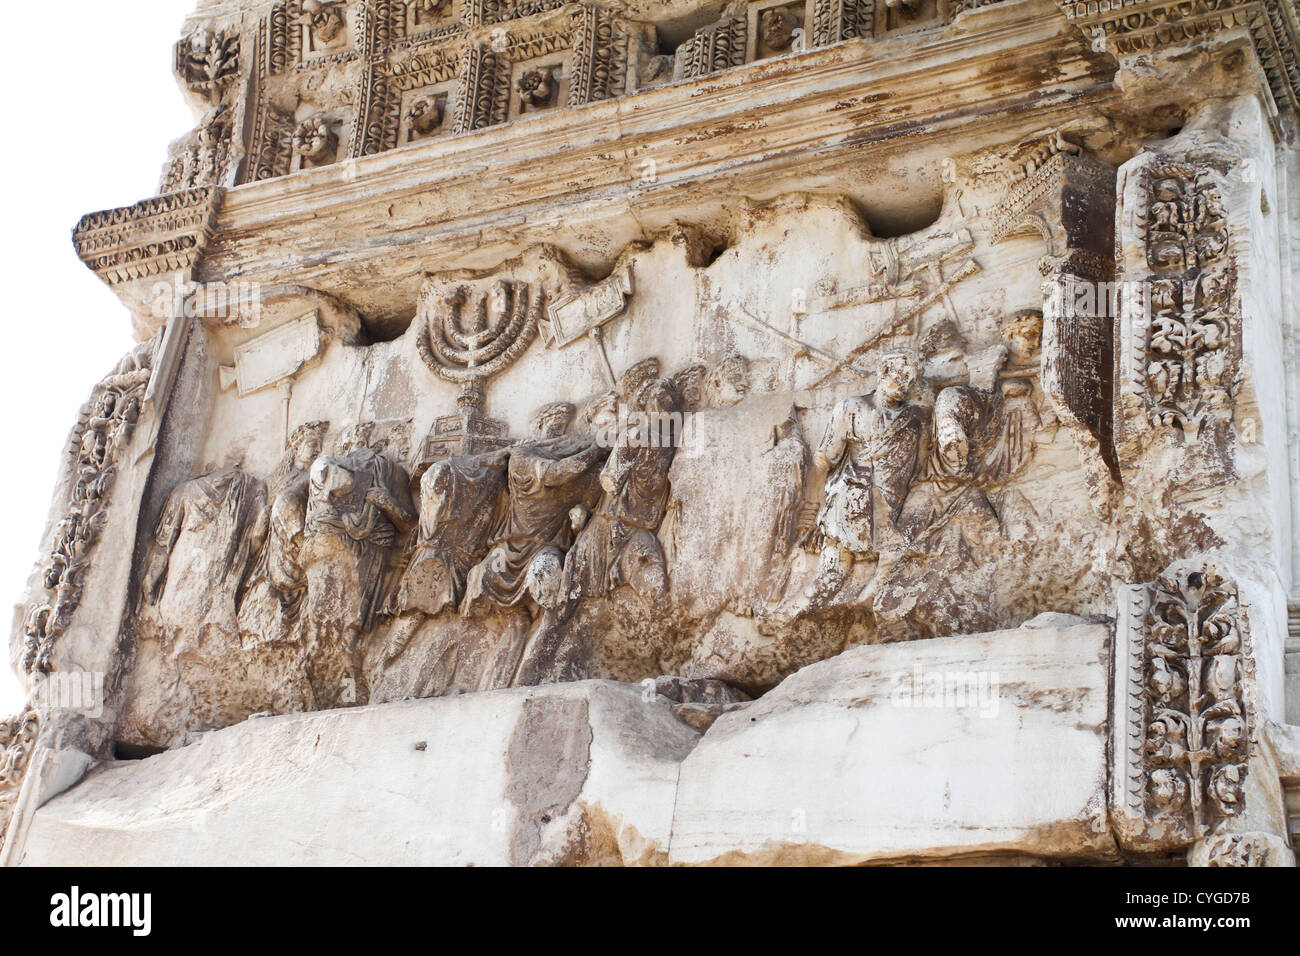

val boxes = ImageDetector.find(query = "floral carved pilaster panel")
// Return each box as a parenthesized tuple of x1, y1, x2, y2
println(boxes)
(1112, 566, 1256, 854)
(1116, 157, 1242, 469)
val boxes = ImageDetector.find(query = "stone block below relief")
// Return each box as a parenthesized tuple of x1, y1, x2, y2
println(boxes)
(14, 625, 1114, 867)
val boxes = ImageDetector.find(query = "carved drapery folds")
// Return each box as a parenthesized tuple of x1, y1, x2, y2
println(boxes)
(1113, 566, 1255, 854)
(988, 137, 1117, 474)
(1116, 158, 1241, 463)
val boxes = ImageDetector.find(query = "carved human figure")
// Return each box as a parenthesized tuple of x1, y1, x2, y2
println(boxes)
(140, 467, 268, 642)
(300, 429, 416, 704)
(460, 403, 609, 615)
(767, 409, 810, 562)
(813, 349, 928, 570)
(237, 422, 329, 646)
(708, 354, 751, 406)
(391, 451, 510, 623)
(564, 378, 681, 607)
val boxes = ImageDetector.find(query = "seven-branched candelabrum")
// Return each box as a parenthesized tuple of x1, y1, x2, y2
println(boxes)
(416, 279, 543, 412)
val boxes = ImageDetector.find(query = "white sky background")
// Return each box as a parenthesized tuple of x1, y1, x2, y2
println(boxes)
(0, 1, 197, 713)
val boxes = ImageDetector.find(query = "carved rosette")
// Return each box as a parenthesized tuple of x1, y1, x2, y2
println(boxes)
(1112, 566, 1255, 853)
(1117, 158, 1241, 459)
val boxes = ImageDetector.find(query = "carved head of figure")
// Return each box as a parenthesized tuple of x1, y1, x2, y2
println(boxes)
(584, 392, 620, 447)
(618, 358, 662, 410)
(517, 68, 556, 109)
(876, 349, 922, 406)
(292, 117, 338, 165)
(288, 421, 330, 472)
(1000, 310, 1043, 367)
(531, 402, 575, 440)
(708, 354, 751, 407)
(405, 95, 446, 139)
(339, 422, 378, 455)
(760, 7, 798, 52)
(636, 378, 681, 417)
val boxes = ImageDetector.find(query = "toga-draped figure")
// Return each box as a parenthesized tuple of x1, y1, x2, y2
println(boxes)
(238, 421, 329, 646)
(302, 445, 417, 638)
(395, 450, 510, 618)
(461, 404, 608, 615)
(564, 378, 680, 605)
(140, 467, 268, 641)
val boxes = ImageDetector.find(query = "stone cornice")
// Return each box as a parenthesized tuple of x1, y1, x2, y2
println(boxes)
(72, 187, 224, 287)
(198, 12, 1120, 326)
(1057, 0, 1300, 112)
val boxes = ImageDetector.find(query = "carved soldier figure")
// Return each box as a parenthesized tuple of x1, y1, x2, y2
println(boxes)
(815, 350, 928, 560)
(460, 403, 609, 615)
(397, 451, 509, 621)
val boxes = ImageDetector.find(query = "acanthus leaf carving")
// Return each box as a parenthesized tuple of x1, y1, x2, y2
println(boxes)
(1112, 565, 1256, 854)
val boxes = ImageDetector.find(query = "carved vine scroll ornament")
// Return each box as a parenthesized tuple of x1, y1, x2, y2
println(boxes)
(0, 707, 40, 845)
(23, 341, 158, 674)
(1132, 162, 1239, 442)
(1113, 567, 1254, 854)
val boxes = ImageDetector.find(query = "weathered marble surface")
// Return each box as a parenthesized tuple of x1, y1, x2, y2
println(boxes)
(15, 625, 1119, 867)
(5, 0, 1300, 867)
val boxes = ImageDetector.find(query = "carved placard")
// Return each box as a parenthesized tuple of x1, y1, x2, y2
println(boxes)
(233, 311, 323, 396)
(542, 263, 633, 347)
